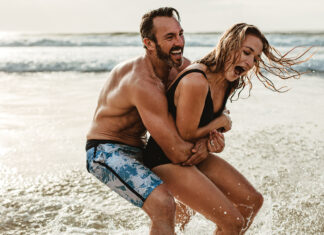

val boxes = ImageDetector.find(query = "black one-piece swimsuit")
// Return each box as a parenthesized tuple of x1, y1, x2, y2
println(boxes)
(143, 69, 233, 169)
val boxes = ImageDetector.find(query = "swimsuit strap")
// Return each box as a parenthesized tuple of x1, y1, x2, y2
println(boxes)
(178, 69, 207, 79)
(168, 69, 207, 92)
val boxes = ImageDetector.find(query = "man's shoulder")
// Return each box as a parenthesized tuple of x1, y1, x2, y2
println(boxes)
(113, 56, 142, 75)
(129, 60, 159, 87)
(113, 57, 163, 102)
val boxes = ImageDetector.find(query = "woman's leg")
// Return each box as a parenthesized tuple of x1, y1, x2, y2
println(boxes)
(153, 164, 245, 235)
(197, 154, 263, 232)
(175, 201, 195, 231)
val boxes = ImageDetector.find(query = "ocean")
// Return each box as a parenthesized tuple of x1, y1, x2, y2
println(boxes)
(0, 32, 323, 234)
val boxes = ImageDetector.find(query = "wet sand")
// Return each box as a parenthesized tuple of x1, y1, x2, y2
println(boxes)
(0, 72, 323, 234)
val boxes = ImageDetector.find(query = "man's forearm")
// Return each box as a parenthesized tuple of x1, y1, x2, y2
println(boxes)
(158, 133, 193, 164)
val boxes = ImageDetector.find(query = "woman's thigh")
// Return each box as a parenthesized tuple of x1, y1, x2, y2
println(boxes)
(152, 164, 244, 226)
(197, 154, 259, 206)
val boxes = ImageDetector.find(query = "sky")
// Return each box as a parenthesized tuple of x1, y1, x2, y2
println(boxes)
(0, 0, 323, 33)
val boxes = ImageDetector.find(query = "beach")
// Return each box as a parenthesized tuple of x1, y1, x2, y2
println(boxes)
(0, 32, 323, 234)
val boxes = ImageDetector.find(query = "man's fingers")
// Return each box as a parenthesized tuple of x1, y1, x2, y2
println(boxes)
(191, 157, 202, 165)
(182, 152, 197, 165)
(189, 151, 202, 164)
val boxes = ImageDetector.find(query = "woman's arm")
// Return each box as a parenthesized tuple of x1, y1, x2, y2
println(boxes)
(193, 113, 230, 138)
(175, 74, 229, 141)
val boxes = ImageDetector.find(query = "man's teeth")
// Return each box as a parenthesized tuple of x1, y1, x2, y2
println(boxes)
(171, 49, 182, 54)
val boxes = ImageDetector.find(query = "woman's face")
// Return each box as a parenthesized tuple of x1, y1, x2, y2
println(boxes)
(224, 34, 263, 82)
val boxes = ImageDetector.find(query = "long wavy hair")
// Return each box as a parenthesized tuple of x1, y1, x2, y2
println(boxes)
(196, 23, 312, 101)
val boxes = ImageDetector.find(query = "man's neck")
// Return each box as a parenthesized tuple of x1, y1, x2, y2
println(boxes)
(145, 52, 171, 86)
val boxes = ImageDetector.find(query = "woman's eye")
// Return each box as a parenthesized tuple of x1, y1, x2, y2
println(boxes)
(243, 51, 250, 55)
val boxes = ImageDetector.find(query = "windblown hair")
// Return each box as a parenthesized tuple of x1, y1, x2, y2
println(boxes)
(196, 23, 311, 101)
(140, 7, 180, 48)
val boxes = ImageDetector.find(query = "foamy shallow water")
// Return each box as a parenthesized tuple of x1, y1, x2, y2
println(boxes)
(0, 72, 323, 234)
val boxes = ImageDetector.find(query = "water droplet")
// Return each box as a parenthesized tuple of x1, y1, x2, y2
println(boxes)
(224, 211, 227, 215)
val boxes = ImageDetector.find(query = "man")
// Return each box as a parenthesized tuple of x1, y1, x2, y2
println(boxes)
(86, 7, 224, 234)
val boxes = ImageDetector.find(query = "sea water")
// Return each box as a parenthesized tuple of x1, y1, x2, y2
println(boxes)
(0, 32, 323, 234)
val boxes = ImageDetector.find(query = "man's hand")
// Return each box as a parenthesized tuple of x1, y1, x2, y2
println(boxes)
(181, 138, 208, 166)
(207, 130, 225, 153)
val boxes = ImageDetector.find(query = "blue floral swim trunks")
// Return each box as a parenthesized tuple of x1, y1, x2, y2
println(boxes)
(86, 140, 163, 208)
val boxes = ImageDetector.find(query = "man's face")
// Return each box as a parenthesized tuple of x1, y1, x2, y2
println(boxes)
(152, 16, 185, 67)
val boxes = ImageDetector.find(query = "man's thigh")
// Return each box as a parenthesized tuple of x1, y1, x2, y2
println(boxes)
(87, 142, 163, 208)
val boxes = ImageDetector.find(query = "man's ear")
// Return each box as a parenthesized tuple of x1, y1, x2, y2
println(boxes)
(143, 38, 155, 51)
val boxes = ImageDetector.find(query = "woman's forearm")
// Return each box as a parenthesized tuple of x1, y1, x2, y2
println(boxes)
(181, 116, 225, 141)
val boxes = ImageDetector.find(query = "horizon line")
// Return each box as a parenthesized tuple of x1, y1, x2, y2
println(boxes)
(1, 30, 324, 35)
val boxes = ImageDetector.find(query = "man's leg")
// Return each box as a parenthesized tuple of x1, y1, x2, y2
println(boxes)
(86, 143, 175, 234)
(142, 184, 176, 235)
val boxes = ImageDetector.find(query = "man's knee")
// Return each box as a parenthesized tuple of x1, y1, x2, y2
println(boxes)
(143, 184, 176, 220)
(217, 211, 245, 234)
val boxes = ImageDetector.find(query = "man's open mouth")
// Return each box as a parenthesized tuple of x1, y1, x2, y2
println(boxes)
(170, 47, 183, 55)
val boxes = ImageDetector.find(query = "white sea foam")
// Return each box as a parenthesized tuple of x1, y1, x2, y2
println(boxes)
(0, 33, 323, 73)
(0, 72, 323, 234)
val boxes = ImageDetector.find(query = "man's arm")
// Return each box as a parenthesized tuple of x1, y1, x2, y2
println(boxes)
(131, 79, 192, 164)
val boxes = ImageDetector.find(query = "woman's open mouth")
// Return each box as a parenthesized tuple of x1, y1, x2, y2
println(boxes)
(234, 66, 246, 76)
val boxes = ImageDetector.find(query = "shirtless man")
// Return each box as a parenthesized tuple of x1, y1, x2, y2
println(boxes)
(86, 7, 225, 234)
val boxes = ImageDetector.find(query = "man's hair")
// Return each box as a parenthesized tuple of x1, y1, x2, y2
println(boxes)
(140, 7, 180, 47)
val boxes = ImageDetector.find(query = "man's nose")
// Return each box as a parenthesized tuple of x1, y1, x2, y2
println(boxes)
(175, 35, 184, 47)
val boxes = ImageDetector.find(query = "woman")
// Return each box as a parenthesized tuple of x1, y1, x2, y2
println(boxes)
(143, 23, 310, 234)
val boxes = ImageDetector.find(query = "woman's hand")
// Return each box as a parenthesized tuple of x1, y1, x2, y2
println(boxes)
(207, 130, 225, 153)
(220, 111, 232, 133)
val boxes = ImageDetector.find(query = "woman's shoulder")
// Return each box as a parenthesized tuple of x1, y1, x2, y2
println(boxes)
(168, 63, 208, 90)
(177, 70, 209, 98)
(180, 63, 209, 87)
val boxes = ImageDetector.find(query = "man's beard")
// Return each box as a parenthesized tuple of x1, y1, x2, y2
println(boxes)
(155, 44, 183, 68)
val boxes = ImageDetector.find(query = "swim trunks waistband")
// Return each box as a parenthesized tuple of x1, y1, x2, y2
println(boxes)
(86, 139, 127, 151)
